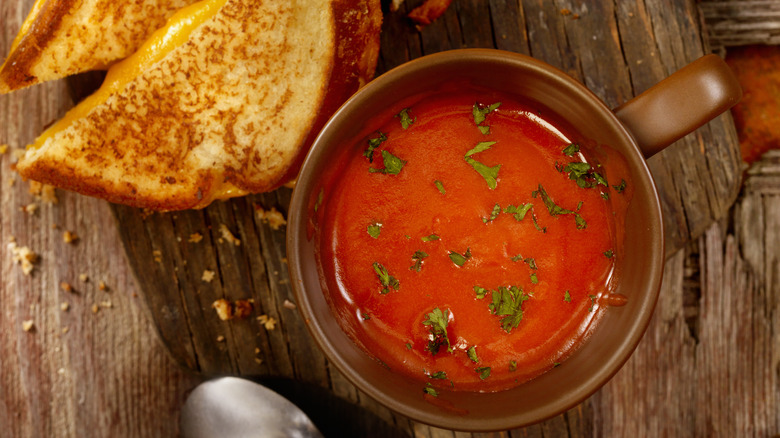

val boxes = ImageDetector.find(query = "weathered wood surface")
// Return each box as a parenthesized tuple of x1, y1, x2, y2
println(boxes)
(700, 1, 780, 52)
(1, 0, 770, 436)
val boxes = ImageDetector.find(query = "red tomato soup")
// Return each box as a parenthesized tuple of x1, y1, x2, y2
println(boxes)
(315, 84, 631, 393)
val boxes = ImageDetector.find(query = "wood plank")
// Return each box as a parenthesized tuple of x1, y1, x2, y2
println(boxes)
(700, 1, 780, 51)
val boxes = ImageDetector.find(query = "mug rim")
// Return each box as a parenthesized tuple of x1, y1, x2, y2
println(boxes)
(288, 48, 664, 431)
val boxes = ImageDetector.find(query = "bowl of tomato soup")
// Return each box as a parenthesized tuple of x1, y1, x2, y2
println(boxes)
(287, 49, 740, 430)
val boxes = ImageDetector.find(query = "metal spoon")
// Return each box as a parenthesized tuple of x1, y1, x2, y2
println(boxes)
(180, 377, 323, 438)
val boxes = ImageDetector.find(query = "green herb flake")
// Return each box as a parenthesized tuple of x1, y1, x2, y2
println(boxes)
(410, 250, 429, 272)
(314, 189, 324, 213)
(476, 366, 492, 380)
(448, 247, 472, 267)
(423, 385, 439, 397)
(396, 108, 415, 130)
(504, 203, 533, 221)
(421, 234, 440, 242)
(510, 254, 523, 262)
(361, 313, 371, 320)
(532, 214, 547, 233)
(363, 132, 387, 163)
(601, 192, 610, 200)
(562, 143, 581, 156)
(477, 125, 490, 135)
(372, 262, 400, 294)
(369, 150, 407, 175)
(530, 273, 539, 284)
(474, 285, 489, 299)
(483, 203, 501, 223)
(604, 249, 614, 258)
(554, 362, 561, 367)
(464, 141, 500, 190)
(406, 343, 413, 350)
(367, 222, 382, 239)
(593, 172, 608, 187)
(467, 346, 479, 363)
(524, 257, 537, 270)
(576, 201, 583, 211)
(564, 290, 572, 303)
(509, 360, 517, 372)
(472, 102, 501, 126)
(574, 213, 587, 230)
(589, 294, 597, 312)
(434, 180, 446, 195)
(489, 285, 530, 333)
(613, 179, 627, 193)
(422, 307, 452, 355)
(537, 184, 574, 217)
(429, 371, 447, 380)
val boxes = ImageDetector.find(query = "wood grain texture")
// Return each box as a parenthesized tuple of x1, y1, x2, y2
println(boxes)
(700, 0, 780, 52)
(0, 0, 762, 436)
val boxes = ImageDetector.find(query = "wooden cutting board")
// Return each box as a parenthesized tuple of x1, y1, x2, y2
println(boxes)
(104, 0, 741, 428)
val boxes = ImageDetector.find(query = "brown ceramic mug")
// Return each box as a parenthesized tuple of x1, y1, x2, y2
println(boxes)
(287, 49, 741, 431)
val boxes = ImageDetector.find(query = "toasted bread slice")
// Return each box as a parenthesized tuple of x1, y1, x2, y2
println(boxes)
(0, 0, 200, 93)
(15, 0, 382, 210)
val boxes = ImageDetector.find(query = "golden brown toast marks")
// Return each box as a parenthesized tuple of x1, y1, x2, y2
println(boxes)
(0, 0, 198, 93)
(16, 0, 383, 211)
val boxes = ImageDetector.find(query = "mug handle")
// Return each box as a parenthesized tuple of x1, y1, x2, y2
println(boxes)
(613, 54, 742, 158)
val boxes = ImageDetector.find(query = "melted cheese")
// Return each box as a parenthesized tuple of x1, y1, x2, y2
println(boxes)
(10, 0, 46, 53)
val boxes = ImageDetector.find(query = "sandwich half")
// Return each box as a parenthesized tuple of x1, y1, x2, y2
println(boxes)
(14, 0, 383, 210)
(0, 0, 200, 93)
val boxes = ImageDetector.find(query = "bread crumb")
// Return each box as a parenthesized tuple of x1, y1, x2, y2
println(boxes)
(12, 148, 25, 160)
(255, 205, 287, 230)
(60, 302, 70, 312)
(0, 144, 8, 154)
(254, 347, 261, 354)
(216, 335, 225, 342)
(29, 181, 58, 204)
(560, 8, 571, 15)
(20, 203, 38, 215)
(212, 299, 233, 321)
(188, 233, 203, 243)
(78, 273, 88, 283)
(62, 327, 69, 334)
(219, 224, 241, 246)
(91, 304, 99, 314)
(390, 0, 404, 11)
(234, 299, 253, 318)
(8, 242, 38, 275)
(60, 282, 73, 293)
(98, 281, 108, 291)
(283, 299, 297, 310)
(63, 231, 78, 244)
(254, 357, 263, 365)
(201, 270, 215, 283)
(8, 177, 15, 187)
(153, 250, 162, 263)
(22, 319, 34, 332)
(257, 314, 277, 330)
(100, 301, 112, 309)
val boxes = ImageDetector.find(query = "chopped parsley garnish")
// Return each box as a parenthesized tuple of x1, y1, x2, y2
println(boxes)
(448, 247, 471, 267)
(613, 179, 627, 193)
(483, 203, 501, 223)
(410, 250, 428, 272)
(464, 141, 500, 190)
(604, 249, 614, 258)
(434, 180, 446, 195)
(601, 192, 610, 200)
(367, 222, 382, 239)
(489, 285, 530, 333)
(524, 257, 537, 270)
(423, 384, 439, 397)
(421, 234, 440, 242)
(476, 366, 492, 380)
(536, 184, 587, 229)
(406, 343, 413, 350)
(314, 189, 324, 213)
(423, 307, 452, 355)
(396, 108, 415, 129)
(531, 214, 547, 233)
(504, 203, 533, 221)
(372, 262, 400, 294)
(361, 313, 371, 320)
(369, 150, 407, 175)
(589, 294, 597, 312)
(509, 360, 517, 372)
(363, 132, 387, 163)
(563, 160, 609, 190)
(472, 102, 501, 126)
(593, 172, 608, 187)
(467, 346, 479, 363)
(530, 273, 538, 284)
(478, 125, 491, 135)
(564, 290, 572, 303)
(429, 371, 447, 379)
(510, 254, 523, 262)
(474, 285, 489, 299)
(562, 143, 580, 156)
